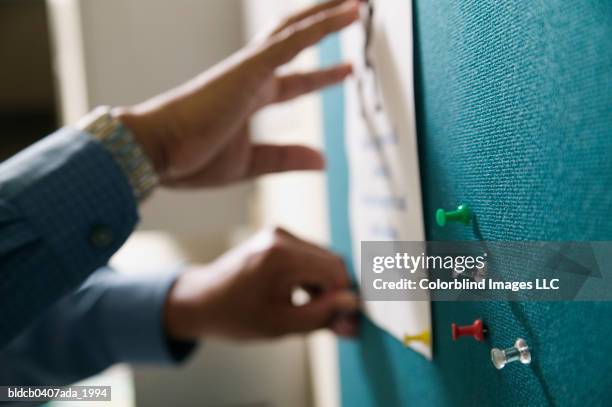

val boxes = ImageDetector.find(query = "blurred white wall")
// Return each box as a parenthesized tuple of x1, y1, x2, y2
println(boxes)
(49, 0, 251, 241)
(242, 1, 340, 407)
(47, 0, 320, 406)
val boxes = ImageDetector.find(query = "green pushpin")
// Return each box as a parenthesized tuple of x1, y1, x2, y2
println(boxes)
(436, 204, 472, 227)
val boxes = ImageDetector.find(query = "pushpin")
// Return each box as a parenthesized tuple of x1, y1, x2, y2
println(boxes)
(491, 338, 531, 369)
(403, 330, 431, 347)
(451, 319, 486, 341)
(436, 204, 471, 227)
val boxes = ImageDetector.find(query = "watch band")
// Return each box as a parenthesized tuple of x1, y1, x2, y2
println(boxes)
(76, 106, 159, 201)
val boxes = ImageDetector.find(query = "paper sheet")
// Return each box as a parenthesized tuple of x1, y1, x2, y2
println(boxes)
(342, 0, 432, 359)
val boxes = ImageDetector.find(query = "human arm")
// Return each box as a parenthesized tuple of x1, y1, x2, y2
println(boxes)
(0, 228, 358, 386)
(0, 266, 193, 386)
(0, 0, 359, 349)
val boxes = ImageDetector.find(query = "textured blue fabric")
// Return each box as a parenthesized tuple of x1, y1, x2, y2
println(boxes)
(322, 1, 612, 406)
(0, 267, 195, 386)
(0, 128, 139, 348)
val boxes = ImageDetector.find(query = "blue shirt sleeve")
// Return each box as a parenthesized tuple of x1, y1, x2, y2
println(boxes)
(0, 127, 139, 349)
(0, 267, 197, 386)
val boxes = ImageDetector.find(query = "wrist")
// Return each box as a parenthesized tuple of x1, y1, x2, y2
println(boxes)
(163, 289, 196, 341)
(113, 106, 169, 178)
(162, 266, 221, 341)
(77, 106, 160, 201)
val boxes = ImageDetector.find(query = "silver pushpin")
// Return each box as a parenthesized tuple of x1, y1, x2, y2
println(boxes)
(491, 338, 531, 369)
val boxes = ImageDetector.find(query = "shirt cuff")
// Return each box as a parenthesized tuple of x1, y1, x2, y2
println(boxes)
(0, 127, 140, 347)
(90, 266, 198, 365)
(0, 127, 139, 283)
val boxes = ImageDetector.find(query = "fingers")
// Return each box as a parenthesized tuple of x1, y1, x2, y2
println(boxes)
(269, 0, 349, 37)
(248, 144, 325, 177)
(275, 63, 353, 103)
(248, 228, 360, 338)
(276, 229, 350, 283)
(264, 227, 350, 291)
(285, 244, 349, 292)
(263, 0, 359, 67)
(279, 290, 360, 334)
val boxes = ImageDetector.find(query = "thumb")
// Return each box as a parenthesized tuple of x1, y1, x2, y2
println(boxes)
(280, 290, 360, 334)
(248, 144, 325, 177)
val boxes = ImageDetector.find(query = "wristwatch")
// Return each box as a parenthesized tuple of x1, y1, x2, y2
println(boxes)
(76, 106, 159, 201)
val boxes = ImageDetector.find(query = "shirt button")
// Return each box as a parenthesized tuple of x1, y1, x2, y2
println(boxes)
(89, 225, 115, 249)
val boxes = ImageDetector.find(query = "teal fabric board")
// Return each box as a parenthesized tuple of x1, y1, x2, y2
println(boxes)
(320, 1, 612, 406)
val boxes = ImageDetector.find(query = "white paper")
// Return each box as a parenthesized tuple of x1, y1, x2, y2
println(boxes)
(342, 0, 432, 359)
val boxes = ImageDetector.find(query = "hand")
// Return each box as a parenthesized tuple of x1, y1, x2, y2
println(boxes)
(163, 228, 360, 341)
(116, 0, 360, 187)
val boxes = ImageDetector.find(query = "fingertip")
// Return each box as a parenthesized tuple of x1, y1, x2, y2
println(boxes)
(296, 147, 325, 171)
(333, 265, 351, 289)
(333, 290, 360, 312)
(313, 149, 326, 169)
(330, 314, 360, 337)
(335, 276, 349, 290)
(331, 0, 360, 27)
(344, 63, 354, 75)
(318, 156, 327, 171)
(334, 63, 354, 78)
(340, 0, 360, 13)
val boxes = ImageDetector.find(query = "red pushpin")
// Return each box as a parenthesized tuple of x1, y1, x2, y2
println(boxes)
(451, 319, 486, 341)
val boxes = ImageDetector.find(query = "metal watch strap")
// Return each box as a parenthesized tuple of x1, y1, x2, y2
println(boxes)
(76, 106, 159, 201)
